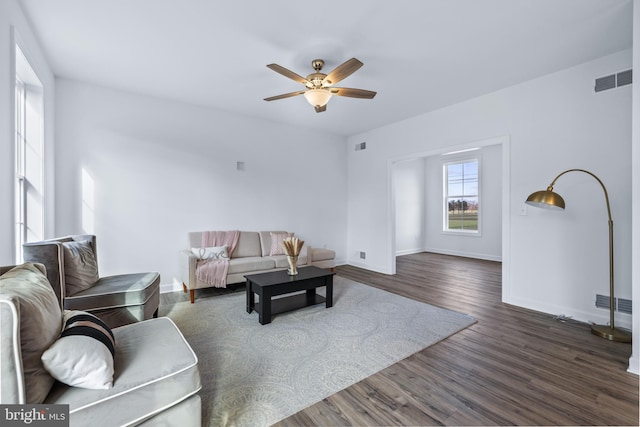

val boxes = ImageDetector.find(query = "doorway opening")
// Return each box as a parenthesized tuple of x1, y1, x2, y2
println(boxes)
(389, 135, 510, 299)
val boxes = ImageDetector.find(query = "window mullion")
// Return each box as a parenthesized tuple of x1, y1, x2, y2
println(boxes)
(15, 78, 27, 261)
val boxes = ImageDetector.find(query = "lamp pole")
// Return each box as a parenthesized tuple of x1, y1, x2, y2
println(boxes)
(526, 169, 630, 342)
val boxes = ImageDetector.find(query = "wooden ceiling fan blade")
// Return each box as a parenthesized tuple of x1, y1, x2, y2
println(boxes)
(264, 90, 306, 101)
(330, 87, 377, 99)
(314, 104, 327, 113)
(322, 58, 363, 86)
(266, 64, 309, 85)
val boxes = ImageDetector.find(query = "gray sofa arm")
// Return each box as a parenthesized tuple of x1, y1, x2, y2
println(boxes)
(306, 245, 336, 270)
(179, 249, 197, 290)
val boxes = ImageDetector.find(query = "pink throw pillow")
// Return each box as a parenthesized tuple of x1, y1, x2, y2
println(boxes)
(270, 232, 293, 256)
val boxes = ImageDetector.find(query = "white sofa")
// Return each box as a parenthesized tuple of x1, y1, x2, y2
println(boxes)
(179, 230, 335, 303)
(0, 263, 202, 426)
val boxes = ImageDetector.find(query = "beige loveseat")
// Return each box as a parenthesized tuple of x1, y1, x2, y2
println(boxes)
(179, 230, 335, 303)
(0, 263, 202, 426)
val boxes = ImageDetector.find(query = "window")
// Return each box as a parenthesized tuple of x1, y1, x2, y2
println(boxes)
(14, 44, 45, 262)
(444, 158, 479, 233)
(15, 78, 26, 260)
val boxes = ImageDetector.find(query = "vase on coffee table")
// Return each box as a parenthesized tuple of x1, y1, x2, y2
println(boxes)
(287, 255, 298, 275)
(282, 236, 304, 276)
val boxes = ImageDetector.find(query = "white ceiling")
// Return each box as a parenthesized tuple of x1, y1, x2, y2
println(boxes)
(19, 0, 633, 136)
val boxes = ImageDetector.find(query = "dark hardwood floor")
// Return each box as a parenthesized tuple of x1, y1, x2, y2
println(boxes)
(275, 252, 638, 426)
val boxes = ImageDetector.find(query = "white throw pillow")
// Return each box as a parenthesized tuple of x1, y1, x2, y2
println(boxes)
(191, 246, 229, 260)
(41, 310, 115, 390)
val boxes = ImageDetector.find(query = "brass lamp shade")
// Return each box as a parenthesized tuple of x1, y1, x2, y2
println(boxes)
(525, 169, 631, 343)
(525, 187, 565, 210)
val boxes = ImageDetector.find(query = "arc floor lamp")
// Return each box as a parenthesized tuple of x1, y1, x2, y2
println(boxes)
(526, 168, 631, 343)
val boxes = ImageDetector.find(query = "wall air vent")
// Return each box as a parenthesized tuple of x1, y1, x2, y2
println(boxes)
(595, 74, 616, 92)
(617, 298, 632, 314)
(355, 142, 366, 151)
(595, 293, 614, 310)
(595, 69, 632, 93)
(595, 294, 632, 314)
(617, 69, 632, 87)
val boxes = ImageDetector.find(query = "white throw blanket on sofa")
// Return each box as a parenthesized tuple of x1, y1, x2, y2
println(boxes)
(195, 230, 240, 288)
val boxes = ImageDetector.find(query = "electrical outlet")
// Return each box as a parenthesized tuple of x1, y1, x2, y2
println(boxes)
(359, 251, 366, 259)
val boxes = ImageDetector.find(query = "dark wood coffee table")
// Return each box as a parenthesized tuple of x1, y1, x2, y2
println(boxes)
(245, 266, 335, 325)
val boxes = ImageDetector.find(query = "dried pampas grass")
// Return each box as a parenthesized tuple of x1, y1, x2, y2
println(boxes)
(282, 237, 304, 256)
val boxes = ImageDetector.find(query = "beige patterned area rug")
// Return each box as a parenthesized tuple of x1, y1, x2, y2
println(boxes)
(162, 276, 476, 427)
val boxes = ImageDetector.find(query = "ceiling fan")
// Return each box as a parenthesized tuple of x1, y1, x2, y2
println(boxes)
(264, 58, 376, 113)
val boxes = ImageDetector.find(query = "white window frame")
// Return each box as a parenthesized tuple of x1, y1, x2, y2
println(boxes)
(443, 156, 481, 235)
(15, 78, 26, 261)
(14, 42, 45, 263)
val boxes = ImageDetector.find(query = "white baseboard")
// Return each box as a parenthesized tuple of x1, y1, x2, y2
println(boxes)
(423, 247, 502, 262)
(628, 355, 640, 375)
(346, 250, 499, 275)
(346, 259, 393, 274)
(334, 257, 347, 266)
(504, 294, 633, 331)
(395, 248, 424, 256)
(161, 279, 184, 294)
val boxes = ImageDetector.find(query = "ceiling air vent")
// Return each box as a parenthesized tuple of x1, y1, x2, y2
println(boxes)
(617, 69, 632, 87)
(595, 74, 616, 92)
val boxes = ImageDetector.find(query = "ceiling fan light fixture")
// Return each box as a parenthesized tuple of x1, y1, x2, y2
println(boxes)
(303, 88, 332, 108)
(265, 58, 375, 112)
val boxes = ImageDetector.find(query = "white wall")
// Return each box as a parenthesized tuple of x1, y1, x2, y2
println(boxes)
(0, 0, 55, 265)
(393, 158, 425, 255)
(347, 50, 632, 331)
(629, 0, 639, 375)
(55, 79, 348, 288)
(424, 144, 502, 261)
